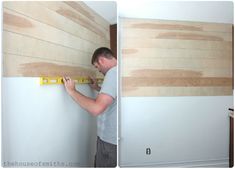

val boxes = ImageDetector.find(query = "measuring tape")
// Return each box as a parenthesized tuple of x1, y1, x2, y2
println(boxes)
(40, 77, 103, 85)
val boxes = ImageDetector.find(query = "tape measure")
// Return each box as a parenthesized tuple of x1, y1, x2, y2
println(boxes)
(40, 77, 103, 85)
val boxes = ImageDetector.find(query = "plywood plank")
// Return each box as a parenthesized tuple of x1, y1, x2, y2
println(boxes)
(3, 31, 92, 66)
(63, 1, 110, 31)
(3, 8, 101, 53)
(3, 2, 109, 78)
(121, 68, 232, 78)
(122, 29, 232, 41)
(121, 86, 233, 96)
(39, 1, 109, 40)
(121, 18, 233, 96)
(122, 58, 232, 70)
(121, 38, 232, 51)
(3, 1, 109, 46)
(3, 53, 95, 77)
(123, 77, 232, 87)
(121, 18, 232, 33)
(122, 48, 232, 59)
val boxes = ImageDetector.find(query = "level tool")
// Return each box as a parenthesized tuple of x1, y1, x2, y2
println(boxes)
(40, 77, 103, 85)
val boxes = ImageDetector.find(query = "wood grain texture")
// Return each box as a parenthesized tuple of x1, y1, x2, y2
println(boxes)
(3, 1, 110, 77)
(122, 86, 233, 97)
(3, 31, 92, 66)
(63, 1, 109, 30)
(120, 18, 233, 96)
(3, 53, 95, 77)
(3, 1, 109, 46)
(3, 8, 98, 53)
(39, 1, 109, 39)
(121, 18, 232, 33)
(122, 29, 232, 41)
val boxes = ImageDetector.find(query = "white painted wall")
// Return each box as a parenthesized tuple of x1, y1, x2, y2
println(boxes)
(119, 97, 233, 167)
(119, 1, 233, 167)
(2, 78, 97, 167)
(84, 1, 117, 24)
(119, 1, 233, 24)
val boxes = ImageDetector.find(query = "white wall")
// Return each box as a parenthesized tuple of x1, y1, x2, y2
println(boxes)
(2, 78, 97, 167)
(119, 1, 233, 167)
(84, 1, 117, 24)
(119, 1, 233, 24)
(119, 97, 233, 167)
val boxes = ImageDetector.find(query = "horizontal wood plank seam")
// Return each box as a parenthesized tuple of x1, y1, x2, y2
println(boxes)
(121, 40, 231, 51)
(123, 77, 232, 87)
(123, 27, 232, 34)
(122, 55, 231, 60)
(121, 47, 232, 54)
(121, 46, 231, 52)
(122, 28, 233, 35)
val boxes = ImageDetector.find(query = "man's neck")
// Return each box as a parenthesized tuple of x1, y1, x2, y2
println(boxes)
(109, 59, 117, 68)
(104, 61, 116, 75)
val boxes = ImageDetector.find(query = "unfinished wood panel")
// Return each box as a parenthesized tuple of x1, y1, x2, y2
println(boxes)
(121, 18, 233, 96)
(122, 48, 232, 60)
(3, 31, 93, 66)
(3, 1, 109, 46)
(63, 1, 110, 31)
(3, 53, 95, 77)
(122, 86, 233, 97)
(122, 18, 232, 33)
(122, 29, 232, 41)
(122, 38, 232, 51)
(3, 1, 110, 77)
(39, 1, 109, 40)
(3, 8, 98, 53)
(122, 68, 232, 80)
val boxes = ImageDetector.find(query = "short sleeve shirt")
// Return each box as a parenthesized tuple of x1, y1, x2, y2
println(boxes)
(97, 66, 117, 145)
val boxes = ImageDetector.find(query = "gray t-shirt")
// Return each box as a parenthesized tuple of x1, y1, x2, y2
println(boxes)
(97, 66, 117, 145)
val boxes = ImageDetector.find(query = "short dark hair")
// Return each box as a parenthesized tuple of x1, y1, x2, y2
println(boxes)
(91, 47, 114, 64)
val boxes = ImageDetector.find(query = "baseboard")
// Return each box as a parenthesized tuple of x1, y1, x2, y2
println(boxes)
(120, 158, 229, 167)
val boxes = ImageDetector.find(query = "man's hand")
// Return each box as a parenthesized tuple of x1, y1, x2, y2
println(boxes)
(63, 76, 76, 95)
(89, 76, 101, 91)
(62, 76, 112, 116)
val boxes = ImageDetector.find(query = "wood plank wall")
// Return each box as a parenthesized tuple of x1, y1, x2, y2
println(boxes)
(3, 1, 110, 78)
(120, 18, 233, 96)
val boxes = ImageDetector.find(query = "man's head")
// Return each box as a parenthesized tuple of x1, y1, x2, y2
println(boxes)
(91, 47, 116, 75)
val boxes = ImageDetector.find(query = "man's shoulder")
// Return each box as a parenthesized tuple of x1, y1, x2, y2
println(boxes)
(105, 66, 117, 77)
(110, 66, 117, 72)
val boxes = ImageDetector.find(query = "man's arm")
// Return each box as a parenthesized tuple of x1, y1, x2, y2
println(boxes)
(89, 76, 101, 91)
(63, 77, 113, 116)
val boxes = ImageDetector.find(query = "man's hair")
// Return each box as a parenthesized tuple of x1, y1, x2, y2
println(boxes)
(91, 47, 114, 64)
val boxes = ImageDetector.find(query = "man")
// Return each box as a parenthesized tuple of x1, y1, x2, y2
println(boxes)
(63, 47, 117, 167)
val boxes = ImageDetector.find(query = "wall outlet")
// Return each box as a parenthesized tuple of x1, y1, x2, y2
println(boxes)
(146, 148, 151, 155)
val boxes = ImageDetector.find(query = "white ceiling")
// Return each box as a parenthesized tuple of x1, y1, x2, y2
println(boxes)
(84, 1, 117, 24)
(118, 1, 233, 24)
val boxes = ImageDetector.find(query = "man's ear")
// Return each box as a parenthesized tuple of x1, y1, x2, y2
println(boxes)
(98, 57, 105, 64)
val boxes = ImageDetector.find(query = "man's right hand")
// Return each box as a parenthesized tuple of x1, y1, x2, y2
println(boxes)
(63, 76, 76, 95)
(89, 76, 101, 91)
